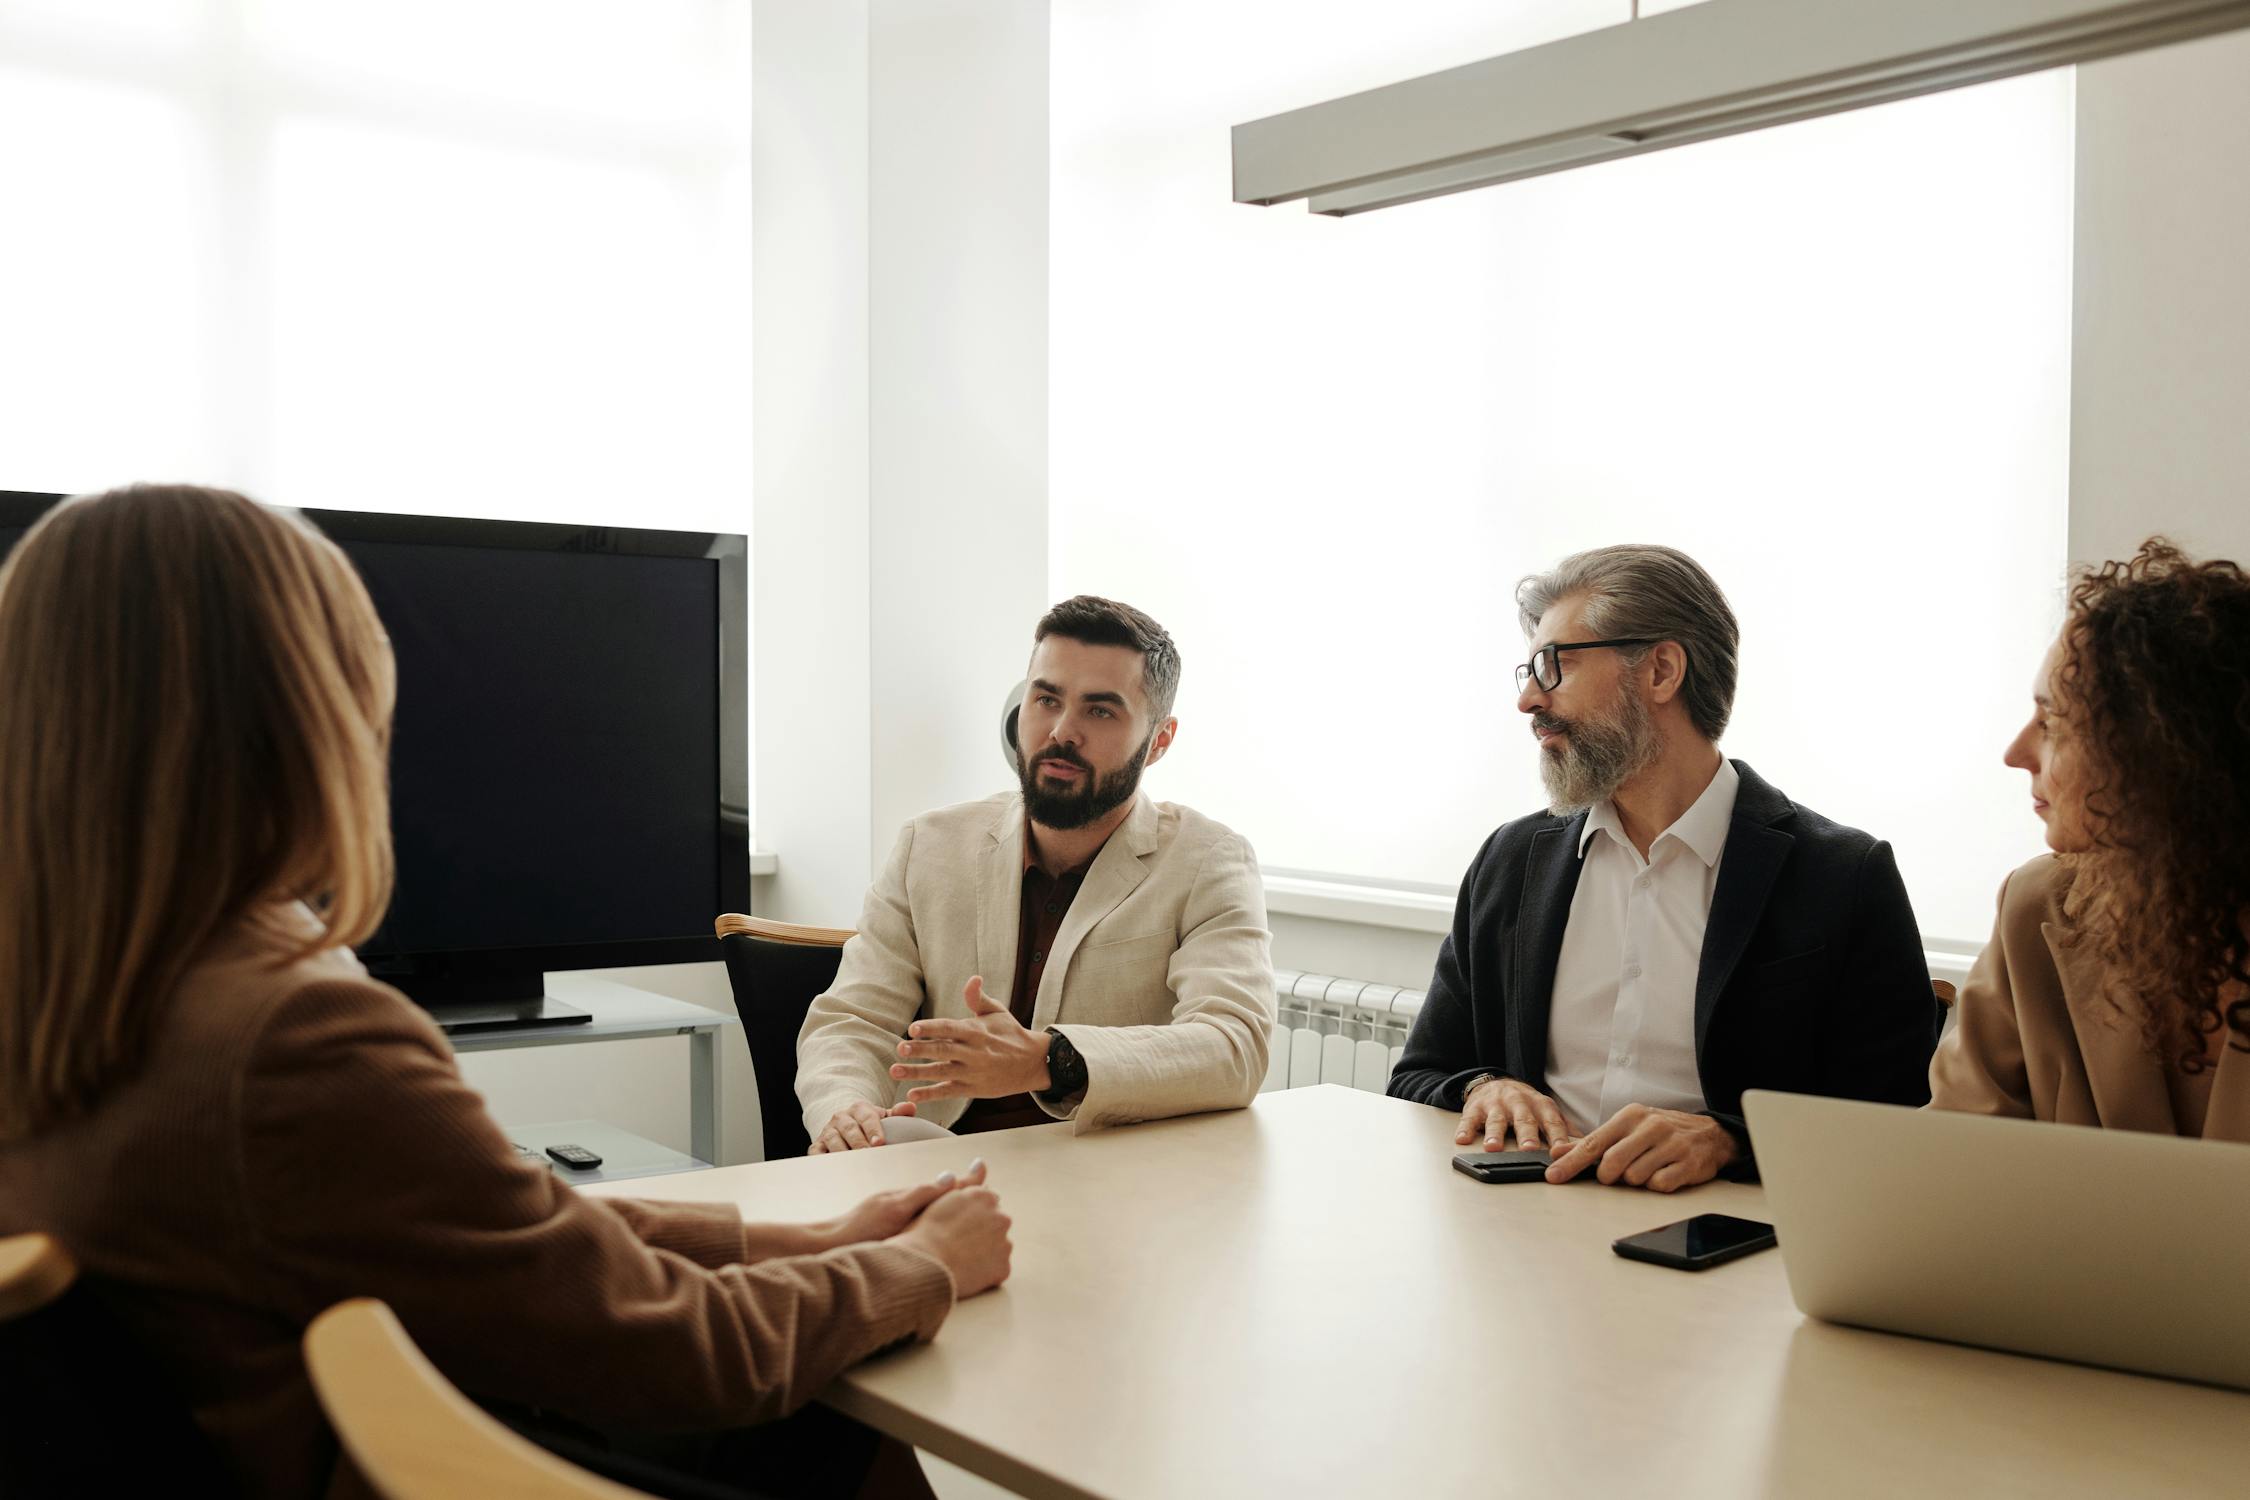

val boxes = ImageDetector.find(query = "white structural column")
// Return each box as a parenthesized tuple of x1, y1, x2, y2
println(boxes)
(2071, 31, 2250, 566)
(753, 0, 877, 927)
(869, 0, 1051, 869)
(754, 0, 1050, 922)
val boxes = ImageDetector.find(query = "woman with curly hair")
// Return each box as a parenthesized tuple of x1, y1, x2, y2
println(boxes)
(1931, 538, 2250, 1137)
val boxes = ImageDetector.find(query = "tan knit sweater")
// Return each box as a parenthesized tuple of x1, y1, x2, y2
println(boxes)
(0, 910, 955, 1499)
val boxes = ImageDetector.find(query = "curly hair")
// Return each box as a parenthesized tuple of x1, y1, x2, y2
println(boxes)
(2051, 538, 2250, 1073)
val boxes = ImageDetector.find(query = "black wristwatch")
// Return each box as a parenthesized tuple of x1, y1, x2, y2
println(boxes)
(1041, 1027, 1089, 1100)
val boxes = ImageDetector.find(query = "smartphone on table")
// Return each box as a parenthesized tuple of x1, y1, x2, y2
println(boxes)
(1451, 1150, 1561, 1184)
(1612, 1213, 1776, 1270)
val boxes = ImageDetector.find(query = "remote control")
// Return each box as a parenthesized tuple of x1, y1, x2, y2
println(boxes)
(545, 1143, 603, 1170)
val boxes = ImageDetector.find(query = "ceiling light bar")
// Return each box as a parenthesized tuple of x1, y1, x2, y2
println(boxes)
(1236, 0, 2250, 217)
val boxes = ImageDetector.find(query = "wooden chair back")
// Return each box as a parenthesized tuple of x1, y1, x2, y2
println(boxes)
(304, 1298, 657, 1499)
(0, 1233, 74, 1322)
(714, 915, 854, 1160)
(0, 1232, 231, 1494)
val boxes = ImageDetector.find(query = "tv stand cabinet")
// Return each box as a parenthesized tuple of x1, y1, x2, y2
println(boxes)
(447, 974, 740, 1165)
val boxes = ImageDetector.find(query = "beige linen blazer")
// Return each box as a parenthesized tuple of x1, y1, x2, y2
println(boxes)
(796, 791, 1275, 1136)
(1930, 854, 2250, 1140)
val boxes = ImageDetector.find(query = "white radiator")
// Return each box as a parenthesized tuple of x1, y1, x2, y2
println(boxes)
(1260, 969, 1426, 1096)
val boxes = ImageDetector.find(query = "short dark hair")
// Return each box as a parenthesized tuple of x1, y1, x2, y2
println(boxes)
(1033, 595, 1181, 720)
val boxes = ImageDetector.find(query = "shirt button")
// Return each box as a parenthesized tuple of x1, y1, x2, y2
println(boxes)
(1046, 904, 1060, 915)
(1635, 874, 1652, 890)
(1031, 951, 1045, 964)
(1623, 964, 1641, 980)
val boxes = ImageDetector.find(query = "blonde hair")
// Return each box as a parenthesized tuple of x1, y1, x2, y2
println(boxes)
(0, 484, 394, 1139)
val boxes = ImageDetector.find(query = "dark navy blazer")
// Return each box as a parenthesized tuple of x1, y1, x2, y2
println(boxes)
(1386, 761, 1939, 1176)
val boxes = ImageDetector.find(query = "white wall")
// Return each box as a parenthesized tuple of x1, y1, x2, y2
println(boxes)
(752, 0, 1048, 918)
(2070, 31, 2250, 568)
(462, 0, 1051, 1164)
(869, 0, 1050, 858)
(752, 0, 876, 928)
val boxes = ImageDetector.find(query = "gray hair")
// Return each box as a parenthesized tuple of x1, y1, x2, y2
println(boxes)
(1515, 544, 1740, 742)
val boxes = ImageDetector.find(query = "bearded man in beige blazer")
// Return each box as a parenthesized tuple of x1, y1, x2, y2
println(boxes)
(797, 596, 1275, 1154)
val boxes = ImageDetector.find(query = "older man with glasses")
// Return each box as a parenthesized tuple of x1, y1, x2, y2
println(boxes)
(1388, 545, 1940, 1190)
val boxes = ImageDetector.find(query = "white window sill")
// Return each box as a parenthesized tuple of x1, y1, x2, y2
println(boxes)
(1264, 869, 1982, 990)
(1262, 872, 1453, 934)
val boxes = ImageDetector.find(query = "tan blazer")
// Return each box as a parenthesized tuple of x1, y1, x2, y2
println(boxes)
(1931, 854, 2250, 1140)
(797, 792, 1275, 1136)
(0, 908, 953, 1500)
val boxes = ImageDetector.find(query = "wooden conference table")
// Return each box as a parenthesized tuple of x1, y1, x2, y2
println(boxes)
(587, 1086, 2250, 1499)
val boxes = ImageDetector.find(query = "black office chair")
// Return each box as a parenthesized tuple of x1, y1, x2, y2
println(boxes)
(0, 1232, 234, 1496)
(715, 686, 1011, 1160)
(715, 915, 855, 1160)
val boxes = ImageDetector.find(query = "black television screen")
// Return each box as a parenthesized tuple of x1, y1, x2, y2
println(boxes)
(0, 492, 750, 1006)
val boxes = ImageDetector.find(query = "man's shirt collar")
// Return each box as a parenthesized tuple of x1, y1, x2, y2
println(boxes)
(1575, 756, 1740, 868)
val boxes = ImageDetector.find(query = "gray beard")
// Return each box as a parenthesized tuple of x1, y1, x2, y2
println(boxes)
(1538, 688, 1660, 814)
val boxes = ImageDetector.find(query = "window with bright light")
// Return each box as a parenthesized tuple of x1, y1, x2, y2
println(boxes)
(0, 0, 752, 535)
(1051, 0, 2071, 946)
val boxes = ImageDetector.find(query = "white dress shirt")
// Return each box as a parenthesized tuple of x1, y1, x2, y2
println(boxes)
(1543, 758, 1740, 1134)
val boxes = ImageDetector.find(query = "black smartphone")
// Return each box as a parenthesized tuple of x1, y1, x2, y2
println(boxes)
(1612, 1213, 1777, 1270)
(1451, 1149, 1559, 1183)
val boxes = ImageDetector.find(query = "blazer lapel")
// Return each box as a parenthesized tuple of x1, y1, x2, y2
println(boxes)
(2044, 920, 2174, 1130)
(976, 798, 1027, 1013)
(1031, 796, 1157, 1032)
(1512, 819, 1584, 1086)
(1693, 763, 1794, 1061)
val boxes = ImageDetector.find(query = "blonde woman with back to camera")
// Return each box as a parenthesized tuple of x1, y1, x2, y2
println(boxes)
(0, 485, 1010, 1499)
(1932, 538, 2250, 1137)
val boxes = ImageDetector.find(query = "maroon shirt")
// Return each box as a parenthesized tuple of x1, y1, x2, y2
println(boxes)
(954, 840, 1095, 1135)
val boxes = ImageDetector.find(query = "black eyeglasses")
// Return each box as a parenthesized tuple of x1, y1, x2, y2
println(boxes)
(1514, 638, 1661, 693)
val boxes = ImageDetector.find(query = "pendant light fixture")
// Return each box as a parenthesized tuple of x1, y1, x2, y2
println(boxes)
(1233, 0, 2250, 216)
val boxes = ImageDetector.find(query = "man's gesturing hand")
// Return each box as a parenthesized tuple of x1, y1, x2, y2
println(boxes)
(889, 976, 1050, 1105)
(809, 1099, 921, 1155)
(1457, 1076, 1577, 1154)
(1543, 1103, 1739, 1191)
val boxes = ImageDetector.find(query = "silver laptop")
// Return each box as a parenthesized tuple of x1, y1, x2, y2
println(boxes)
(1743, 1089, 2250, 1390)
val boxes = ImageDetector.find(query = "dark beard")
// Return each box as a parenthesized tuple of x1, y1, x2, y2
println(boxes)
(1020, 732, 1152, 830)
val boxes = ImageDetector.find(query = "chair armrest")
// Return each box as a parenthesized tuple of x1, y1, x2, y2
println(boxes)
(0, 1233, 77, 1321)
(303, 1298, 652, 1499)
(714, 913, 854, 947)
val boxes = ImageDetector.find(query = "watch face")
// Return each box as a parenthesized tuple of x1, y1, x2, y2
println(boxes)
(1044, 1028, 1087, 1093)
